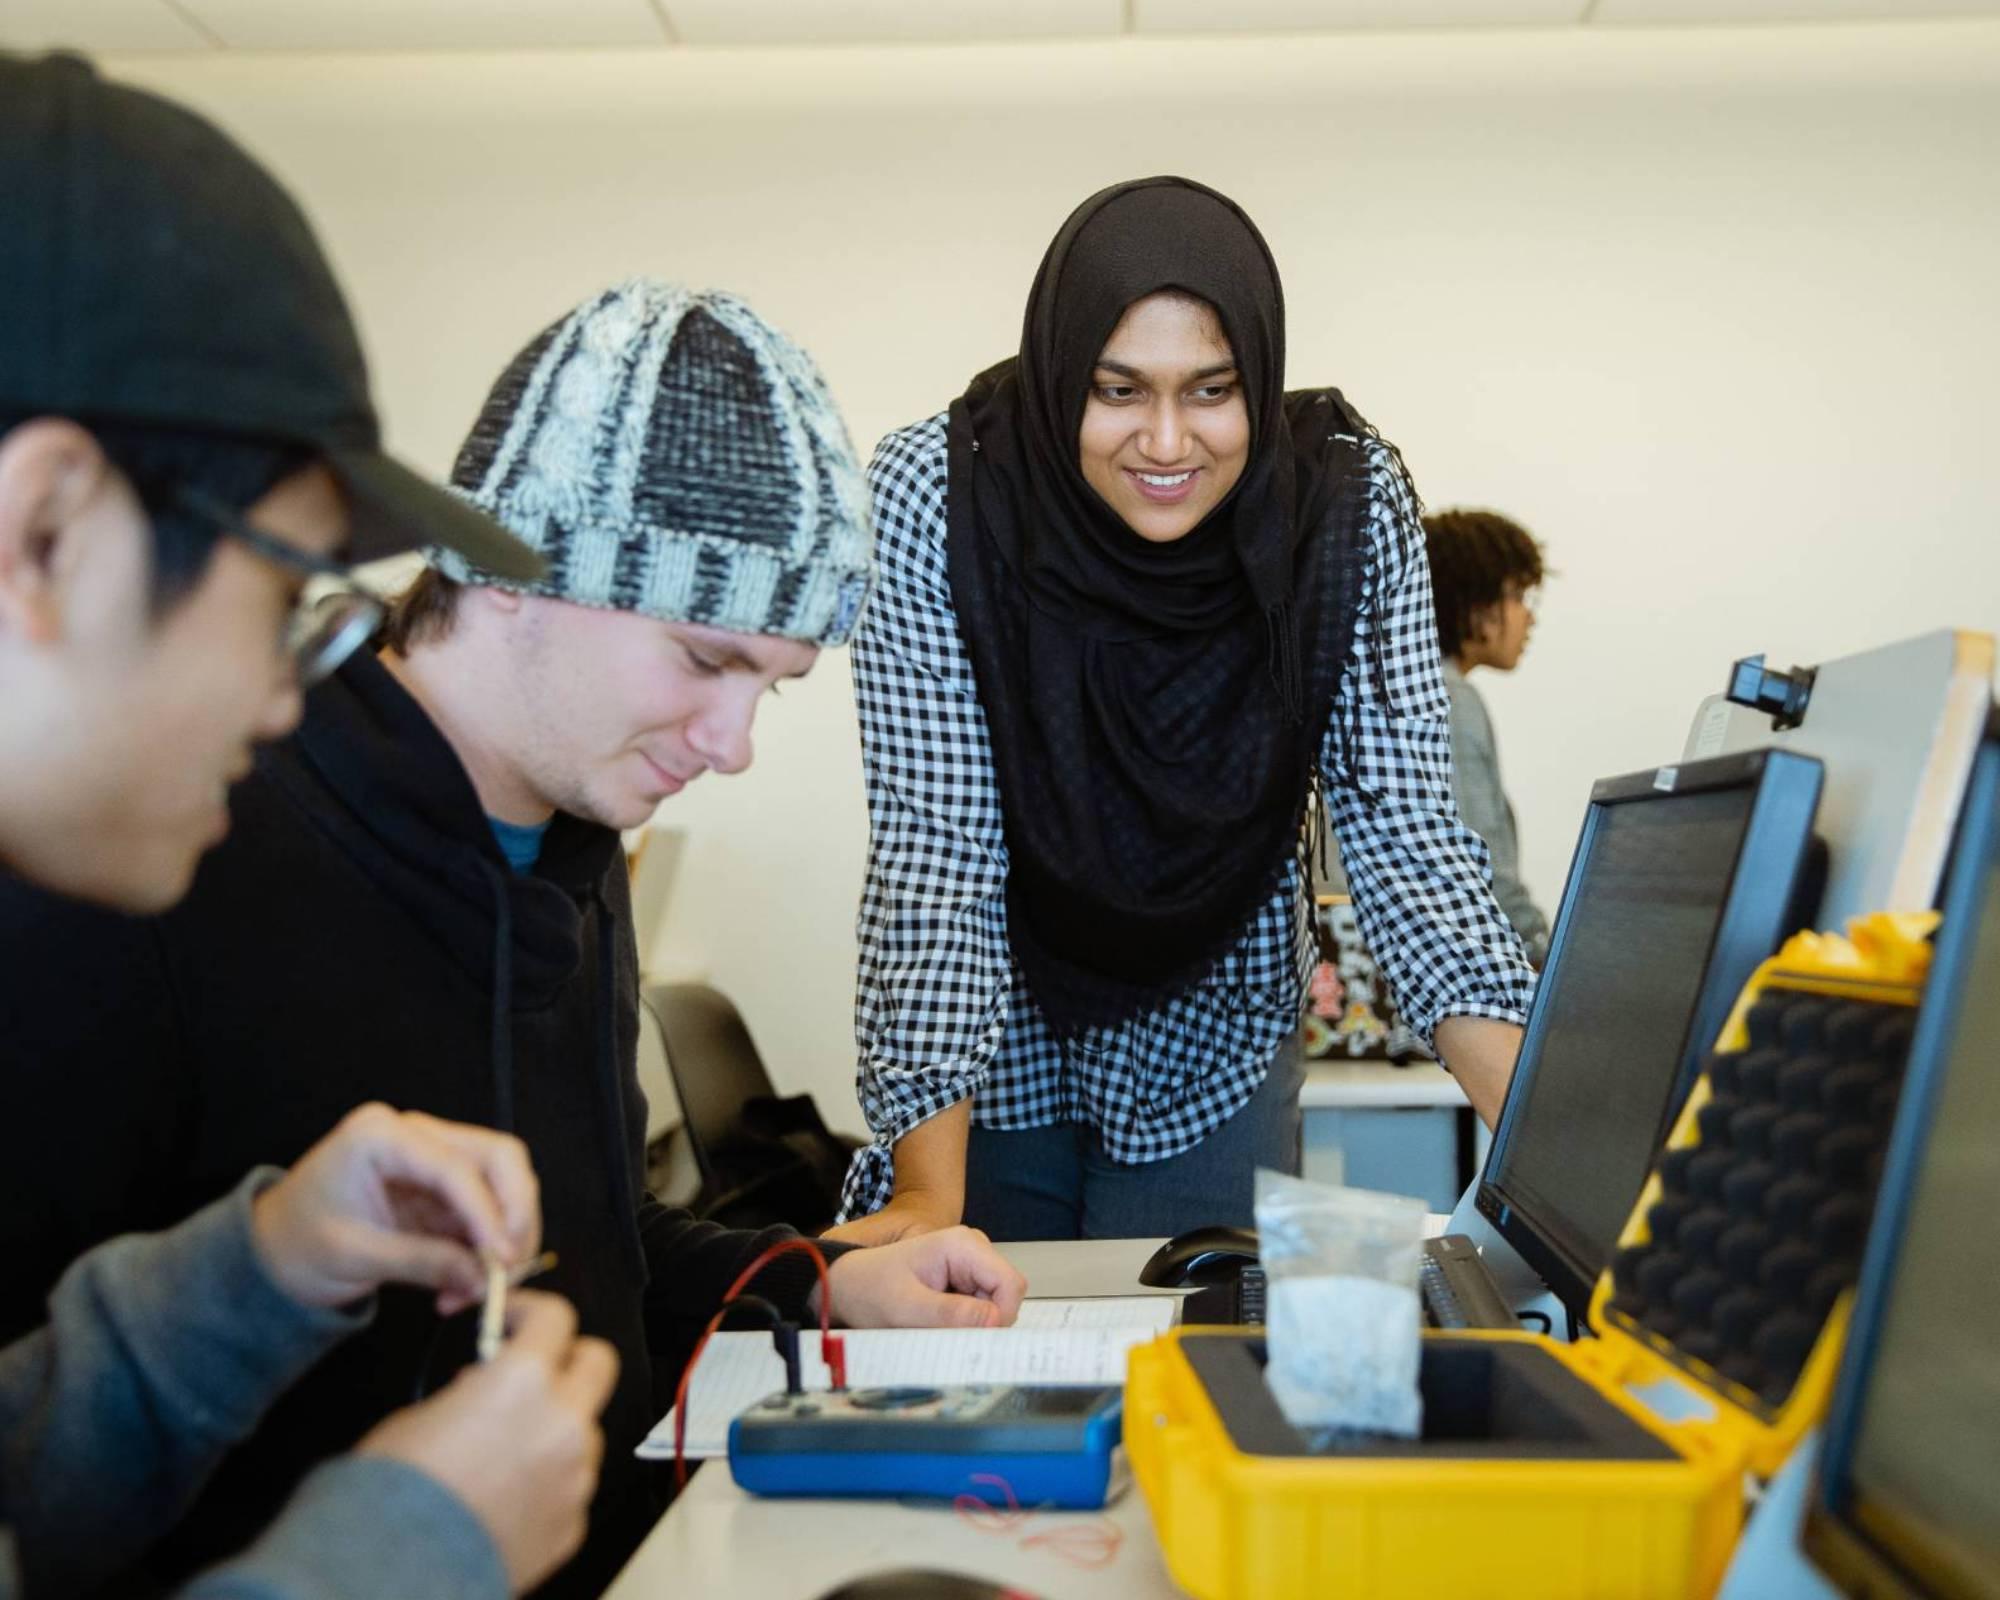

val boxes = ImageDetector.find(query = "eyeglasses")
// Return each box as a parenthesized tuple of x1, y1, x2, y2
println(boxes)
(172, 484, 384, 688)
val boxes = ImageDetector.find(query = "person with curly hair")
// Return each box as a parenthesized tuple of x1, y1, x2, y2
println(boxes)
(1423, 508, 1551, 963)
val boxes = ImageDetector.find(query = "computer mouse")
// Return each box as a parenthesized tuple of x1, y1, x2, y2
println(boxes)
(816, 1569, 1042, 1600)
(1138, 1224, 1260, 1287)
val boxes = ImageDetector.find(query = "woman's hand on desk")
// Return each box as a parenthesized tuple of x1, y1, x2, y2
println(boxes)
(820, 1099, 974, 1247)
(818, 1191, 959, 1248)
(809, 1226, 1028, 1329)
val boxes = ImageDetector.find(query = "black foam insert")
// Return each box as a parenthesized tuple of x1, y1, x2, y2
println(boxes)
(1775, 1000, 1822, 1054)
(1671, 1269, 1728, 1324)
(1728, 1101, 1783, 1156)
(1744, 996, 1789, 1052)
(1823, 1003, 1880, 1059)
(1636, 1251, 1681, 1306)
(1687, 1148, 1735, 1201)
(1776, 1054, 1830, 1112)
(1711, 1287, 1764, 1350)
(1868, 1081, 1903, 1126)
(1183, 1335, 1678, 1462)
(1755, 1311, 1818, 1380)
(1765, 1173, 1830, 1233)
(1737, 1047, 1783, 1101)
(1647, 1193, 1693, 1246)
(1870, 1011, 1915, 1060)
(1822, 1061, 1884, 1118)
(1804, 1263, 1849, 1320)
(1817, 1125, 1877, 1183)
(1722, 1160, 1777, 1215)
(1811, 1193, 1870, 1256)
(1760, 1241, 1818, 1299)
(1678, 1206, 1729, 1260)
(1607, 991, 1917, 1415)
(1658, 1145, 1699, 1194)
(1774, 1110, 1830, 1173)
(1697, 1095, 1742, 1147)
(1717, 1220, 1773, 1282)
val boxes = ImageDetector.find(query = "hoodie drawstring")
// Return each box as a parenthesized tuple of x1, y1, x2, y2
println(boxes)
(480, 860, 518, 1135)
(592, 890, 649, 1281)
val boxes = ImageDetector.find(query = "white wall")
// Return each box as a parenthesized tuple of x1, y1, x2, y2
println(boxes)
(105, 21, 2000, 1132)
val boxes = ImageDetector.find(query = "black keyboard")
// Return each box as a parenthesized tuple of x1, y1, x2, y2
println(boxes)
(1181, 1241, 1515, 1330)
(1419, 1234, 1518, 1330)
(1180, 1265, 1263, 1325)
(1231, 1264, 1265, 1324)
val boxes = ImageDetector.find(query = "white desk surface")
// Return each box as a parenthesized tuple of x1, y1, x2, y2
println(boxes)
(604, 1228, 1450, 1599)
(603, 1448, 1184, 1600)
(1300, 1058, 1466, 1109)
(993, 1236, 1176, 1299)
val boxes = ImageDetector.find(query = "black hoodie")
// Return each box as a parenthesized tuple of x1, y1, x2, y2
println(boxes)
(0, 653, 838, 1598)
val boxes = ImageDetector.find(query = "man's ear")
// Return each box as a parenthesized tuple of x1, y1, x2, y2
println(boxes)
(0, 418, 111, 646)
(472, 583, 526, 616)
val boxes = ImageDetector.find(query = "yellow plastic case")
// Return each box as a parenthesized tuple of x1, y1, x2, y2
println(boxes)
(1125, 914, 1936, 1600)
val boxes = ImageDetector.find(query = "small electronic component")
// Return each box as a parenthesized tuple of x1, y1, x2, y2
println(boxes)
(476, 1250, 560, 1362)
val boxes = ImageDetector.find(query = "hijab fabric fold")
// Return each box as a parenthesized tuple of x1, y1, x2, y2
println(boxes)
(946, 176, 1372, 1036)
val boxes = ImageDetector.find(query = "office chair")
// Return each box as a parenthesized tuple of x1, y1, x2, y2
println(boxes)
(641, 981, 861, 1232)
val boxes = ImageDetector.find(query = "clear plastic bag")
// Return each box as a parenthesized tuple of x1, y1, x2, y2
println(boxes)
(1254, 1169, 1425, 1439)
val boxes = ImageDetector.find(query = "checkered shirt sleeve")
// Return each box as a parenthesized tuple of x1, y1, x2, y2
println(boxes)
(838, 413, 1535, 1221)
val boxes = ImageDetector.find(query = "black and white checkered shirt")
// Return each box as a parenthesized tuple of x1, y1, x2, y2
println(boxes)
(838, 413, 1536, 1220)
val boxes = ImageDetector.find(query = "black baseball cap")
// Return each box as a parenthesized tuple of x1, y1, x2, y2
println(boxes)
(0, 53, 542, 580)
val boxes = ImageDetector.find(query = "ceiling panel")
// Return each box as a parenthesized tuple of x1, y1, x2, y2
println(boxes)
(1135, 0, 1585, 31)
(661, 0, 1123, 47)
(1593, 0, 2000, 18)
(176, 0, 668, 51)
(0, 0, 213, 51)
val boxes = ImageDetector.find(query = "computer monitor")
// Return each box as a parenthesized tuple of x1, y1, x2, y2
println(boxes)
(1804, 721, 2000, 1600)
(1475, 747, 1826, 1317)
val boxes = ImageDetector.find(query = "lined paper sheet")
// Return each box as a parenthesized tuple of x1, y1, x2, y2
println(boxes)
(638, 1299, 1175, 1460)
(1014, 1297, 1178, 1332)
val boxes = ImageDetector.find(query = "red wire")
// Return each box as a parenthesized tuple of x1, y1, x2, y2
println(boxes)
(953, 1471, 1125, 1571)
(672, 1237, 845, 1488)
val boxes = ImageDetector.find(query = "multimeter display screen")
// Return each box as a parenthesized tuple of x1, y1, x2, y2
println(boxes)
(1008, 1388, 1110, 1418)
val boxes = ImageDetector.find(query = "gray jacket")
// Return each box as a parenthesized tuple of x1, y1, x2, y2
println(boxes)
(1440, 662, 1549, 964)
(0, 1172, 506, 1600)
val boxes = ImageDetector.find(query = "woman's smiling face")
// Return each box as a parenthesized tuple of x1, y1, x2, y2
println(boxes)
(1076, 291, 1251, 544)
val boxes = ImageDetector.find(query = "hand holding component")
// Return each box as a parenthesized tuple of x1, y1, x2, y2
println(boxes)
(251, 1102, 542, 1314)
(359, 1289, 618, 1594)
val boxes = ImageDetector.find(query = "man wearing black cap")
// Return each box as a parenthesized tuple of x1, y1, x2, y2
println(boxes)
(0, 52, 615, 1600)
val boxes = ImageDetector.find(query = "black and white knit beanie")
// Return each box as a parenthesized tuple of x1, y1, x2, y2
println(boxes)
(435, 279, 874, 647)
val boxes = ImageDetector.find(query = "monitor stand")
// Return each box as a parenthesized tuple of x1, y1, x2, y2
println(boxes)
(1445, 1178, 1571, 1337)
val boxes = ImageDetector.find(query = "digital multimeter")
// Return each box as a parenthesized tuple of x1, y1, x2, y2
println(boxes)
(726, 1383, 1123, 1508)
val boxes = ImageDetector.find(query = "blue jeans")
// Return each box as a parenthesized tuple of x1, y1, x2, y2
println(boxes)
(962, 1038, 1305, 1241)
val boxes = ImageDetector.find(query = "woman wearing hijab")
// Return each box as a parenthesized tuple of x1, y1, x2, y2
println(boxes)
(828, 177, 1537, 1243)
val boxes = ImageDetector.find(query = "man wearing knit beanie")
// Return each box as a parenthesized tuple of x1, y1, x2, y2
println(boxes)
(0, 279, 1026, 1599)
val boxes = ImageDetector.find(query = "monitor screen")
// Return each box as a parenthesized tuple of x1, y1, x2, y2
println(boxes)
(1809, 730, 2000, 1600)
(1477, 749, 1823, 1313)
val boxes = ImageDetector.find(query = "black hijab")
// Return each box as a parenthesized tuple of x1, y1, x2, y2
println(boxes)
(946, 176, 1371, 1036)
